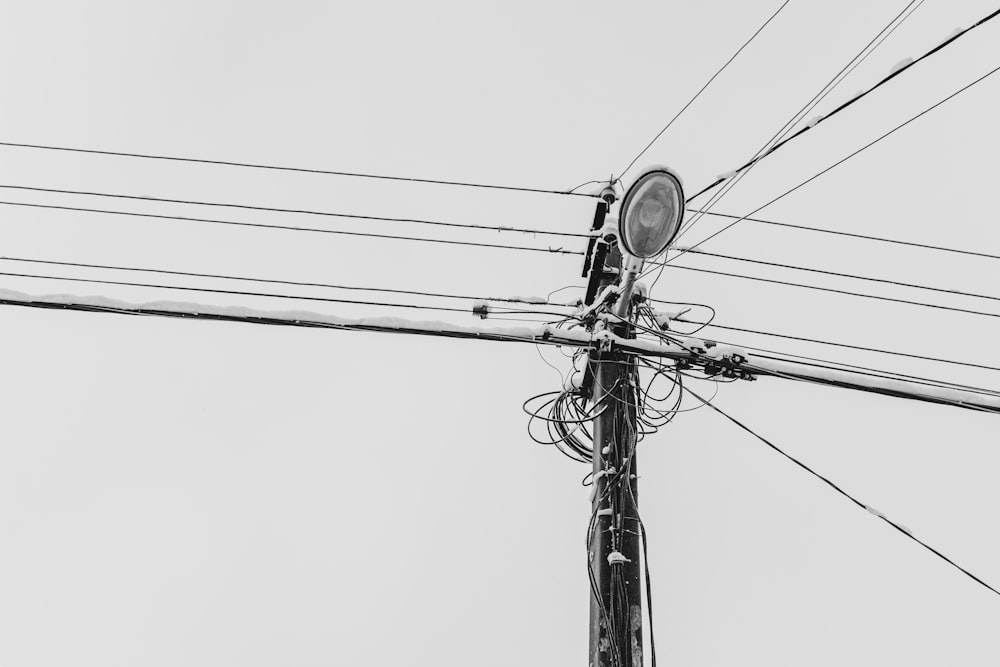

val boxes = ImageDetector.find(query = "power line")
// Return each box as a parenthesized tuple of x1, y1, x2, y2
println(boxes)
(676, 0, 924, 239)
(700, 336, 1000, 398)
(0, 255, 580, 312)
(629, 308, 1000, 409)
(684, 209, 1000, 262)
(0, 269, 576, 319)
(0, 185, 588, 238)
(660, 316, 1000, 374)
(744, 349, 1000, 399)
(633, 309, 1000, 398)
(656, 263, 1000, 320)
(0, 294, 589, 348)
(686, 386, 1000, 598)
(644, 0, 927, 293)
(679, 247, 1000, 303)
(744, 357, 1000, 414)
(687, 6, 1000, 202)
(0, 141, 598, 199)
(2, 282, 996, 406)
(616, 0, 791, 179)
(0, 200, 585, 256)
(673, 61, 1000, 258)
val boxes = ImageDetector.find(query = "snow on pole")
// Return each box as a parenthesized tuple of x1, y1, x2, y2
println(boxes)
(0, 287, 694, 358)
(1, 287, 997, 415)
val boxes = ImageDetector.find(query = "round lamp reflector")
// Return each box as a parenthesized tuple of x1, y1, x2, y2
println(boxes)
(618, 170, 685, 258)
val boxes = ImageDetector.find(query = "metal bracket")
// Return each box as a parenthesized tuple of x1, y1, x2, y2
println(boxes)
(702, 353, 757, 381)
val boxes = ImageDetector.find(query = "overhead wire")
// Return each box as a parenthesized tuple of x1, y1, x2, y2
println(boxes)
(0, 294, 605, 356)
(0, 185, 589, 239)
(597, 303, 1000, 415)
(616, 0, 791, 180)
(0, 141, 598, 199)
(685, 385, 1000, 598)
(740, 357, 1000, 414)
(644, 0, 925, 298)
(673, 0, 924, 243)
(660, 316, 1000, 374)
(677, 247, 1000, 303)
(0, 200, 585, 256)
(8, 8, 999, 633)
(738, 347, 1000, 399)
(651, 263, 1000, 320)
(684, 209, 1000, 263)
(686, 5, 1000, 202)
(692, 336, 1000, 398)
(670, 61, 1000, 260)
(0, 269, 580, 320)
(0, 254, 583, 312)
(632, 305, 1000, 398)
(7, 268, 991, 410)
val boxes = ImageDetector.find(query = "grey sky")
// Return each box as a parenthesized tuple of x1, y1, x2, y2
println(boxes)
(0, 1, 998, 665)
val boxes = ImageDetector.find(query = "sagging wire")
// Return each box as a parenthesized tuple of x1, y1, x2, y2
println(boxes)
(523, 315, 701, 466)
(522, 283, 739, 467)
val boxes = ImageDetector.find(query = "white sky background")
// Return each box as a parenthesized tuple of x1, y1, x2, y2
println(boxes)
(0, 1, 999, 665)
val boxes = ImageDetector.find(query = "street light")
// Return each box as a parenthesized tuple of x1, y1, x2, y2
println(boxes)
(617, 166, 685, 259)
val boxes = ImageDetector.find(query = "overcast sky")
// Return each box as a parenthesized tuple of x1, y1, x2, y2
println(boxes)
(1, 1, 999, 665)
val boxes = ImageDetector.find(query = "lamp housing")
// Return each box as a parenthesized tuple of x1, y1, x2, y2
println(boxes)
(617, 167, 685, 259)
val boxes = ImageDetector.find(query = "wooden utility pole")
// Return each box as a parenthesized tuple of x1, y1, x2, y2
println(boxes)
(584, 194, 644, 667)
(588, 327, 643, 667)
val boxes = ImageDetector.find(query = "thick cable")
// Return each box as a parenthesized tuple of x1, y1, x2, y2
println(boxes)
(743, 351, 1000, 400)
(0, 254, 579, 312)
(687, 6, 1000, 202)
(674, 0, 923, 242)
(0, 269, 581, 320)
(628, 307, 1000, 398)
(670, 62, 1000, 260)
(660, 316, 1000, 374)
(635, 310, 1000, 394)
(694, 336, 1000, 398)
(685, 386, 1000, 599)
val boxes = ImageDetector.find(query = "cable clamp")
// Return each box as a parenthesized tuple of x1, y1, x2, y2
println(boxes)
(607, 551, 631, 565)
(472, 300, 490, 319)
(701, 343, 757, 381)
(594, 329, 614, 352)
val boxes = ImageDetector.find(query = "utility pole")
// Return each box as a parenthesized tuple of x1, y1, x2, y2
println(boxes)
(585, 189, 644, 667)
(588, 318, 643, 666)
(583, 168, 687, 666)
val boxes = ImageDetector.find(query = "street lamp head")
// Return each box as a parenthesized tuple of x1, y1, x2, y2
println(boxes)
(617, 167, 685, 259)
